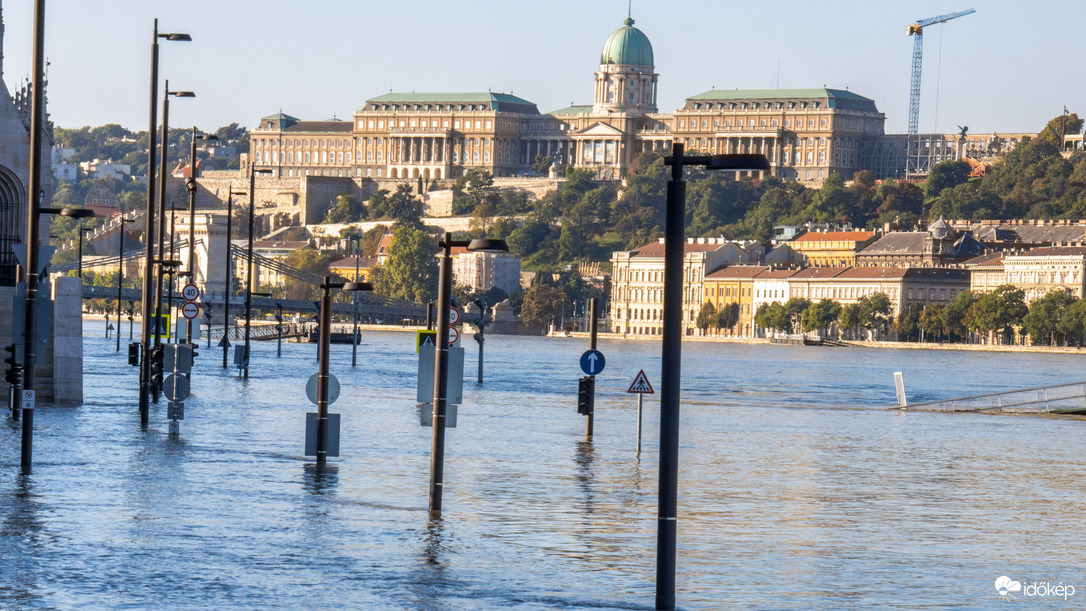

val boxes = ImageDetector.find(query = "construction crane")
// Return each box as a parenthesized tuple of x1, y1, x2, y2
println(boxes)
(906, 8, 975, 134)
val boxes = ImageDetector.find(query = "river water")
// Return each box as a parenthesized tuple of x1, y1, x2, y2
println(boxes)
(2, 327, 1085, 609)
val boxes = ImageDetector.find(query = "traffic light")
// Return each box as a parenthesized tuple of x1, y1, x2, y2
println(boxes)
(190, 344, 198, 362)
(275, 302, 283, 323)
(577, 376, 593, 415)
(4, 344, 22, 387)
(128, 342, 140, 366)
(150, 347, 165, 386)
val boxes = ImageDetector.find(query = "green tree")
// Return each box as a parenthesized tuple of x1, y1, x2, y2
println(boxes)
(370, 184, 423, 228)
(519, 283, 567, 334)
(530, 154, 553, 175)
(893, 303, 922, 342)
(858, 292, 892, 340)
(924, 160, 972, 199)
(324, 195, 366, 223)
(283, 247, 333, 301)
(838, 303, 863, 339)
(972, 284, 1027, 344)
(783, 297, 812, 334)
(802, 299, 841, 334)
(717, 302, 740, 332)
(1022, 290, 1077, 345)
(695, 301, 717, 334)
(942, 289, 977, 342)
(1058, 298, 1086, 345)
(373, 227, 438, 304)
(919, 303, 947, 342)
(754, 302, 788, 335)
(1038, 112, 1084, 147)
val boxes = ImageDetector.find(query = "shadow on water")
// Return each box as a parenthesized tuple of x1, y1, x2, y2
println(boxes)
(0, 474, 46, 608)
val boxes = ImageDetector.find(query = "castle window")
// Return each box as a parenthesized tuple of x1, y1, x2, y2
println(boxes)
(693, 103, 701, 110)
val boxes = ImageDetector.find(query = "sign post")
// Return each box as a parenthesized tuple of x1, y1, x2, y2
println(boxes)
(578, 297, 602, 441)
(627, 369, 654, 455)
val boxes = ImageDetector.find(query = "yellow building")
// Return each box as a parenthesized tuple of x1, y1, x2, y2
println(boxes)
(789, 231, 878, 267)
(704, 265, 767, 336)
(329, 255, 377, 283)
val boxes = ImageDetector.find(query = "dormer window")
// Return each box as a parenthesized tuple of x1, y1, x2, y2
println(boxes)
(693, 103, 701, 110)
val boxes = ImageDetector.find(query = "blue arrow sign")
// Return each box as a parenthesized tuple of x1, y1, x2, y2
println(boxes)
(580, 349, 606, 376)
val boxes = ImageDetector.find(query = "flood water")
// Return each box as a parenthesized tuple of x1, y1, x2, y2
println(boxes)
(2, 325, 1085, 609)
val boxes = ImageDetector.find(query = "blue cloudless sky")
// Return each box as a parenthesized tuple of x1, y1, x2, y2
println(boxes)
(2, 0, 1081, 136)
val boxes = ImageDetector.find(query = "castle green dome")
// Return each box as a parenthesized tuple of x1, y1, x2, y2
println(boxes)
(600, 18, 653, 66)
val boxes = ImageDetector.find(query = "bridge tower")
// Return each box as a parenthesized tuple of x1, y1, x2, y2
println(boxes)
(175, 212, 229, 303)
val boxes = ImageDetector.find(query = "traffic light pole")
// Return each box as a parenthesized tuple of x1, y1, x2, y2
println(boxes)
(20, 0, 46, 469)
(586, 297, 598, 440)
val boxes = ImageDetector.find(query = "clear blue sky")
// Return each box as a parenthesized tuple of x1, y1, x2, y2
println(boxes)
(2, 0, 1080, 136)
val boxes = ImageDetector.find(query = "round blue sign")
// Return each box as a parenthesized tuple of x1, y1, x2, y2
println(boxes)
(580, 349, 606, 376)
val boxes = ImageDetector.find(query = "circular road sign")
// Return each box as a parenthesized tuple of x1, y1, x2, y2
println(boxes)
(181, 283, 200, 301)
(448, 306, 461, 326)
(580, 349, 606, 376)
(181, 301, 200, 319)
(163, 373, 190, 402)
(306, 372, 341, 406)
(448, 326, 460, 345)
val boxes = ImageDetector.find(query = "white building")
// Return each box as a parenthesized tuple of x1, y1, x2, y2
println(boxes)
(451, 249, 521, 296)
(79, 159, 131, 181)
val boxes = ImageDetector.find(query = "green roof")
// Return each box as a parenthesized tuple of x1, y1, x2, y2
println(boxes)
(601, 18, 653, 66)
(261, 111, 300, 122)
(686, 88, 878, 112)
(364, 92, 539, 114)
(548, 105, 593, 116)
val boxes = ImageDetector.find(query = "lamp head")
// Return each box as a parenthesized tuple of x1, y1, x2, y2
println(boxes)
(162, 33, 191, 42)
(168, 91, 195, 98)
(466, 238, 509, 253)
(706, 154, 771, 172)
(59, 207, 95, 218)
(342, 282, 374, 292)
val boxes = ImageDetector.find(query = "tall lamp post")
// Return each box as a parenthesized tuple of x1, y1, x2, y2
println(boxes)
(116, 217, 134, 352)
(139, 21, 190, 422)
(313, 278, 372, 463)
(242, 167, 273, 378)
(429, 233, 507, 517)
(184, 129, 217, 344)
(351, 235, 361, 367)
(222, 189, 246, 368)
(153, 84, 194, 351)
(655, 144, 768, 610)
(76, 225, 92, 277)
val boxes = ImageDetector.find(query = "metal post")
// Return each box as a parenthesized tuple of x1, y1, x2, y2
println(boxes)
(316, 279, 332, 462)
(351, 237, 360, 367)
(656, 143, 686, 610)
(429, 233, 453, 518)
(586, 297, 598, 440)
(243, 168, 262, 379)
(426, 302, 435, 330)
(116, 219, 126, 352)
(105, 313, 110, 338)
(77, 223, 84, 277)
(153, 80, 171, 361)
(185, 126, 198, 345)
(223, 191, 233, 369)
(636, 393, 644, 456)
(139, 20, 161, 423)
(20, 0, 46, 469)
(476, 335, 483, 384)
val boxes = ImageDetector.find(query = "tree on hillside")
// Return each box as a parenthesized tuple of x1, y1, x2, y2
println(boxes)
(373, 226, 437, 304)
(324, 195, 366, 223)
(1038, 112, 1083, 147)
(924, 160, 972, 199)
(370, 184, 422, 228)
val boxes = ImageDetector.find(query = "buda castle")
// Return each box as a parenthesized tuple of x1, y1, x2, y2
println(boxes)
(247, 17, 1016, 187)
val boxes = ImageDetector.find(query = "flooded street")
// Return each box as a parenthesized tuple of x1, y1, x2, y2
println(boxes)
(2, 327, 1084, 609)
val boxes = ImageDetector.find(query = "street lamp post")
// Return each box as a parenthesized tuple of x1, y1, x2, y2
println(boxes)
(654, 143, 768, 610)
(184, 129, 217, 344)
(429, 233, 507, 517)
(153, 84, 194, 351)
(242, 167, 273, 378)
(116, 217, 134, 352)
(77, 225, 92, 278)
(139, 21, 190, 422)
(351, 236, 361, 367)
(222, 190, 246, 368)
(314, 278, 371, 463)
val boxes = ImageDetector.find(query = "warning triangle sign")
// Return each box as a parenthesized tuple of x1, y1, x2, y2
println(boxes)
(421, 336, 435, 346)
(627, 369, 654, 394)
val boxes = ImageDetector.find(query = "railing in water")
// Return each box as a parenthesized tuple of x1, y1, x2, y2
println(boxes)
(897, 380, 1086, 415)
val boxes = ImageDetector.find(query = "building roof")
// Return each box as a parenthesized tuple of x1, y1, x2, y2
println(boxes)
(705, 265, 769, 279)
(252, 240, 309, 250)
(1016, 246, 1086, 257)
(835, 267, 909, 280)
(963, 253, 1004, 267)
(684, 88, 879, 113)
(376, 234, 395, 256)
(754, 268, 799, 280)
(548, 105, 593, 116)
(792, 231, 877, 244)
(601, 17, 654, 66)
(632, 238, 732, 257)
(329, 255, 378, 269)
(364, 92, 539, 114)
(859, 232, 927, 255)
(788, 267, 850, 280)
(283, 120, 354, 133)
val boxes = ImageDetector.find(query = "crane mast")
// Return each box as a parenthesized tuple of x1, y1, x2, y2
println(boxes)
(907, 8, 975, 134)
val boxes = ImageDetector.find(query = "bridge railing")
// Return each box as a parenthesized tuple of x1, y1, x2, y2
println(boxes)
(897, 380, 1086, 414)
